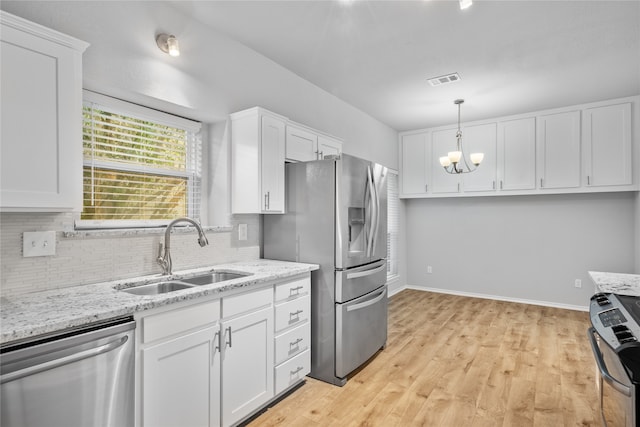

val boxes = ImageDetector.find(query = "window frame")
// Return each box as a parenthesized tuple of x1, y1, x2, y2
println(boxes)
(76, 90, 203, 230)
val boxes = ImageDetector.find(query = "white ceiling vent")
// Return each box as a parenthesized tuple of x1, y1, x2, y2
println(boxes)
(427, 72, 461, 87)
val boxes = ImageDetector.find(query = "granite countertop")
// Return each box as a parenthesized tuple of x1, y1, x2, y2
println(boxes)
(589, 271, 640, 297)
(0, 259, 318, 346)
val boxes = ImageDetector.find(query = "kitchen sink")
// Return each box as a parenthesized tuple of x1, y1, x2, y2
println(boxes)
(180, 272, 251, 286)
(121, 281, 196, 296)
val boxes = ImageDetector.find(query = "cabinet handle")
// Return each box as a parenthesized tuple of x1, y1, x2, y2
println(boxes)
(319, 151, 323, 159)
(289, 286, 303, 296)
(264, 193, 268, 210)
(290, 309, 303, 320)
(500, 180, 503, 190)
(264, 191, 271, 210)
(492, 181, 496, 190)
(290, 338, 303, 348)
(540, 178, 544, 188)
(425, 184, 428, 192)
(225, 326, 232, 348)
(587, 175, 591, 186)
(457, 183, 460, 193)
(290, 366, 304, 375)
(213, 330, 221, 353)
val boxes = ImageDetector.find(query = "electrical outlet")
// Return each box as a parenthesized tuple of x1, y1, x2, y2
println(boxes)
(238, 224, 248, 241)
(427, 266, 433, 274)
(574, 279, 582, 288)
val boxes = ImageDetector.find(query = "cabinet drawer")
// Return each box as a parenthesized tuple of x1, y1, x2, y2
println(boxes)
(275, 349, 310, 395)
(223, 286, 272, 318)
(142, 299, 220, 344)
(274, 295, 310, 332)
(274, 277, 310, 302)
(274, 322, 310, 365)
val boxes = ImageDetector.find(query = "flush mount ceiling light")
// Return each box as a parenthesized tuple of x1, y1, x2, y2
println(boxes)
(439, 99, 484, 174)
(427, 72, 461, 87)
(459, 0, 472, 10)
(156, 33, 180, 57)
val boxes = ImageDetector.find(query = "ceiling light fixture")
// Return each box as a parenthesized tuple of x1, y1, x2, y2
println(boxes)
(156, 33, 180, 57)
(439, 99, 484, 174)
(459, 0, 472, 10)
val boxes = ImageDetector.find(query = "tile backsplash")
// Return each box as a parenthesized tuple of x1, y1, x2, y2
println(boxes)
(0, 213, 260, 297)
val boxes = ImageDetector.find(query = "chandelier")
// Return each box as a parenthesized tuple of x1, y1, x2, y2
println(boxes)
(439, 99, 484, 174)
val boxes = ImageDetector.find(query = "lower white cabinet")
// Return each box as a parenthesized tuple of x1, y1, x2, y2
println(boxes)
(221, 305, 273, 426)
(142, 326, 221, 427)
(136, 273, 311, 427)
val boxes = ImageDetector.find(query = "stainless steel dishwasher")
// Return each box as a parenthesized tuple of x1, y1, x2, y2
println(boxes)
(1, 317, 135, 427)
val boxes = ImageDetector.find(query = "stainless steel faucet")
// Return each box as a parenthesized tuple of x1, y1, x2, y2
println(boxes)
(157, 217, 209, 275)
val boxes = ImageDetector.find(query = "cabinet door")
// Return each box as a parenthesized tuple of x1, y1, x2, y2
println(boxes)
(537, 111, 581, 189)
(431, 128, 461, 193)
(142, 325, 220, 427)
(498, 117, 536, 191)
(261, 115, 286, 213)
(462, 123, 497, 192)
(583, 102, 632, 187)
(400, 132, 429, 195)
(0, 21, 84, 211)
(285, 125, 317, 162)
(317, 135, 342, 159)
(221, 306, 274, 426)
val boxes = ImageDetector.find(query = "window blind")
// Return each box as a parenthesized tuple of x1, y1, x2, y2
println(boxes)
(387, 170, 399, 279)
(78, 91, 202, 228)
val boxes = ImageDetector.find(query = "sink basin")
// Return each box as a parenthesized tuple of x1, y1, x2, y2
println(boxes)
(180, 272, 251, 286)
(121, 281, 195, 296)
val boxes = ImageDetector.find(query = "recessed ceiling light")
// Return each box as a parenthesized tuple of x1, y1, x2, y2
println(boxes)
(427, 72, 461, 87)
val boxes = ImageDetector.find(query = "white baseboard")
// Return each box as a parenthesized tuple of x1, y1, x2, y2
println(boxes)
(391, 284, 589, 312)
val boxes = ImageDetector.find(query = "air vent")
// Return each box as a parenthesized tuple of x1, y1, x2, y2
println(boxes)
(427, 72, 461, 87)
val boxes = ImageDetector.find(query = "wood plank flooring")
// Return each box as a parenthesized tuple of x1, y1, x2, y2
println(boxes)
(248, 289, 601, 427)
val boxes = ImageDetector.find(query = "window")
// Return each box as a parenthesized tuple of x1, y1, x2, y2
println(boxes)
(78, 91, 202, 228)
(387, 170, 399, 280)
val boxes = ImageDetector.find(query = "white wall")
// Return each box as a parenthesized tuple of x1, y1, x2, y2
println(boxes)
(636, 192, 640, 273)
(405, 192, 637, 309)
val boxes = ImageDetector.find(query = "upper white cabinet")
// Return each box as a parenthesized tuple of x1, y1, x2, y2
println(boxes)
(285, 123, 343, 162)
(231, 108, 286, 214)
(286, 124, 317, 162)
(461, 123, 497, 192)
(317, 134, 342, 159)
(497, 117, 537, 191)
(400, 132, 429, 196)
(537, 110, 581, 190)
(0, 11, 88, 212)
(399, 96, 638, 199)
(583, 102, 632, 187)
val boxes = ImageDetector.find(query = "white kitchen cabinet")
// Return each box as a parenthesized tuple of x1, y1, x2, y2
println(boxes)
(431, 128, 461, 194)
(399, 132, 430, 196)
(231, 107, 286, 214)
(285, 123, 343, 162)
(0, 11, 88, 212)
(537, 110, 581, 190)
(461, 123, 497, 192)
(139, 299, 221, 427)
(583, 102, 632, 187)
(286, 124, 317, 162)
(142, 326, 221, 427)
(317, 134, 342, 159)
(273, 277, 311, 395)
(497, 117, 537, 191)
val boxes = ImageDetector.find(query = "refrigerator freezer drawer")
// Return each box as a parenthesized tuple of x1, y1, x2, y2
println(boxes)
(336, 259, 387, 303)
(335, 286, 387, 379)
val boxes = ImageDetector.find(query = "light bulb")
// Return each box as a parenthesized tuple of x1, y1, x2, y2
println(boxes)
(448, 151, 462, 163)
(470, 152, 484, 165)
(167, 35, 180, 57)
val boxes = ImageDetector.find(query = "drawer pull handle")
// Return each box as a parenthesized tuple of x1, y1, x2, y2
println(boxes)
(290, 310, 303, 318)
(290, 366, 304, 376)
(289, 285, 304, 296)
(290, 338, 303, 347)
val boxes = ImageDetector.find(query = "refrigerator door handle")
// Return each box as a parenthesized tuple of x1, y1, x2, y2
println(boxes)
(370, 166, 380, 256)
(346, 263, 386, 280)
(365, 165, 375, 257)
(346, 288, 386, 312)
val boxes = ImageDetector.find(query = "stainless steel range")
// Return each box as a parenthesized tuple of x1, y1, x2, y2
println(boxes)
(588, 293, 640, 427)
(264, 154, 388, 386)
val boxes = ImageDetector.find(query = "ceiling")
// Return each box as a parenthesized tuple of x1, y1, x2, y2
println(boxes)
(168, 0, 640, 131)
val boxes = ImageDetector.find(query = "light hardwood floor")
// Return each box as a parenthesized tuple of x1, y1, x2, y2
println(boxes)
(248, 289, 601, 427)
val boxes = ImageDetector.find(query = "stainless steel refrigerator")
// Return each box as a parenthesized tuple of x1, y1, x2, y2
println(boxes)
(264, 154, 388, 386)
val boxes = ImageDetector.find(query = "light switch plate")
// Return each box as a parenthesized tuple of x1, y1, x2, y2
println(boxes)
(238, 224, 248, 241)
(23, 231, 56, 257)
